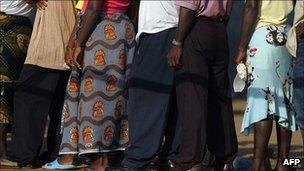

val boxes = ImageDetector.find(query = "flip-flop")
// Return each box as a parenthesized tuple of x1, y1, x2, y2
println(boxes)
(42, 158, 77, 170)
(0, 158, 19, 168)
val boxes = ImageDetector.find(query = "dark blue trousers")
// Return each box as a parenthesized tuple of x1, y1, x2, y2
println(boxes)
(122, 28, 180, 169)
(294, 40, 304, 136)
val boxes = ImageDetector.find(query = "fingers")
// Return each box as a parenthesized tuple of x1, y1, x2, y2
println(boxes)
(167, 47, 183, 69)
(167, 55, 173, 67)
(73, 48, 84, 70)
(36, 0, 47, 10)
(65, 48, 75, 68)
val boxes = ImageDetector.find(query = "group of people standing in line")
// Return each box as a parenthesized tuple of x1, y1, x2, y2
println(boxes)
(0, 0, 303, 171)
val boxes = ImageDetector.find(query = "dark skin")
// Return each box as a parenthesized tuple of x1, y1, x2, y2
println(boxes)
(62, 1, 139, 170)
(25, 0, 48, 10)
(237, 1, 292, 171)
(296, 22, 304, 40)
(167, 5, 234, 171)
(127, 0, 140, 29)
(65, 0, 139, 69)
(166, 7, 196, 69)
(235, 0, 259, 64)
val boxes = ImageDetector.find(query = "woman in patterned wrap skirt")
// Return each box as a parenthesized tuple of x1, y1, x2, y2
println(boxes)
(43, 0, 137, 170)
(0, 3, 33, 157)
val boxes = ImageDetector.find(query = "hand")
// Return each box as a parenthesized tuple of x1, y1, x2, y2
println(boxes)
(296, 22, 304, 40)
(235, 49, 247, 64)
(72, 46, 85, 70)
(167, 45, 183, 69)
(65, 45, 75, 68)
(36, 0, 48, 10)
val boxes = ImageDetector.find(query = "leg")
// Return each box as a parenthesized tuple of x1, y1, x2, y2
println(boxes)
(122, 29, 175, 169)
(250, 118, 273, 171)
(6, 65, 61, 165)
(156, 91, 180, 164)
(206, 25, 237, 170)
(46, 71, 70, 162)
(87, 153, 109, 171)
(175, 22, 210, 170)
(294, 40, 304, 156)
(275, 123, 292, 171)
(0, 124, 7, 158)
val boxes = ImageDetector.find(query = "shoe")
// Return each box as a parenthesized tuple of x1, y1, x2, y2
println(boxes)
(223, 164, 233, 171)
(0, 158, 18, 168)
(149, 160, 173, 170)
(106, 166, 137, 171)
(190, 163, 203, 171)
(42, 158, 77, 170)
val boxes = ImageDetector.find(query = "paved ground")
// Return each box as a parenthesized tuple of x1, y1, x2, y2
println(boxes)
(0, 99, 303, 170)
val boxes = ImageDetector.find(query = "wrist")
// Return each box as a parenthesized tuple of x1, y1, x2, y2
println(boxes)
(75, 42, 85, 48)
(238, 46, 247, 53)
(172, 39, 183, 47)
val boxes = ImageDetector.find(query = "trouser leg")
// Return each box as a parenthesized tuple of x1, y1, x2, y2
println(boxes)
(7, 64, 61, 165)
(47, 71, 70, 161)
(122, 28, 176, 169)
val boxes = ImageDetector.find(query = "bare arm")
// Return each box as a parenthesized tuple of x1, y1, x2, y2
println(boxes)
(167, 6, 196, 68)
(235, 0, 259, 64)
(238, 0, 259, 51)
(174, 7, 196, 44)
(68, 0, 104, 69)
(126, 0, 140, 29)
(75, 0, 104, 47)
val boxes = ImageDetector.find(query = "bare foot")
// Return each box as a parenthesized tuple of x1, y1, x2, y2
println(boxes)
(87, 154, 109, 171)
(58, 154, 74, 165)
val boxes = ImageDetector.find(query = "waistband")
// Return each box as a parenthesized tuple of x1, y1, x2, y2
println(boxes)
(199, 15, 229, 25)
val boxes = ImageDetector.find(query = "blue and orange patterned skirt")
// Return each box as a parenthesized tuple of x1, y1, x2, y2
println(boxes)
(59, 13, 135, 155)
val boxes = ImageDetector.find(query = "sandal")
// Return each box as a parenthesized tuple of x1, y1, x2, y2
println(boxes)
(0, 158, 18, 168)
(42, 158, 77, 170)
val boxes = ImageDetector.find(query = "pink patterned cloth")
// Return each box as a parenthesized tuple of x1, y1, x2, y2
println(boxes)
(82, 0, 129, 14)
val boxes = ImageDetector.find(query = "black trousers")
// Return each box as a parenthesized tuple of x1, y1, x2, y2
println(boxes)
(122, 28, 180, 169)
(7, 64, 69, 165)
(175, 18, 237, 170)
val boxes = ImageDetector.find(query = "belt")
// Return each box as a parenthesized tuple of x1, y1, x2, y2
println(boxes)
(199, 15, 229, 24)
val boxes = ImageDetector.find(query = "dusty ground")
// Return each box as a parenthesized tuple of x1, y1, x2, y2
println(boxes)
(233, 99, 303, 171)
(0, 99, 303, 171)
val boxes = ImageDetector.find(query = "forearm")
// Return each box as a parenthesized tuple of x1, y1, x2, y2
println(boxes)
(67, 11, 82, 48)
(174, 7, 196, 43)
(76, 1, 104, 47)
(238, 0, 259, 51)
(76, 11, 99, 47)
(127, 0, 139, 28)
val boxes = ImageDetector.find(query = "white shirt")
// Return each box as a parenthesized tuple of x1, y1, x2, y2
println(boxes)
(136, 1, 178, 41)
(0, 0, 35, 18)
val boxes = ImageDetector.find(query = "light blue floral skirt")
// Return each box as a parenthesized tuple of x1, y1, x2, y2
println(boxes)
(241, 25, 296, 135)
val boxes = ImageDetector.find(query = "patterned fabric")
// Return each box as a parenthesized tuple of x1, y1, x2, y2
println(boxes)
(241, 25, 296, 135)
(0, 13, 32, 124)
(59, 13, 135, 155)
